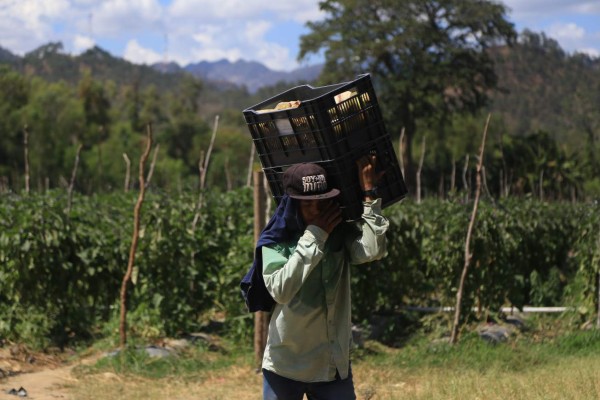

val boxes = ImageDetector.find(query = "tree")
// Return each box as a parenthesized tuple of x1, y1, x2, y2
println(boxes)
(299, 0, 516, 195)
(23, 79, 85, 189)
(0, 65, 29, 186)
(163, 76, 209, 175)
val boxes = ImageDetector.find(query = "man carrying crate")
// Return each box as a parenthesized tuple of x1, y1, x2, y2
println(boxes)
(254, 154, 389, 400)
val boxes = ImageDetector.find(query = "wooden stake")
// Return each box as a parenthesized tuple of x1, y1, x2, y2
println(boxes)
(225, 156, 232, 191)
(145, 144, 160, 189)
(539, 169, 544, 201)
(462, 155, 470, 202)
(253, 170, 269, 370)
(191, 151, 205, 232)
(263, 173, 272, 223)
(23, 125, 30, 194)
(450, 158, 456, 194)
(200, 115, 219, 192)
(123, 153, 131, 192)
(450, 114, 491, 345)
(67, 144, 83, 214)
(119, 124, 153, 349)
(192, 115, 219, 231)
(416, 136, 426, 204)
(597, 269, 600, 330)
(481, 166, 495, 205)
(398, 127, 406, 180)
(247, 143, 255, 188)
(596, 225, 600, 330)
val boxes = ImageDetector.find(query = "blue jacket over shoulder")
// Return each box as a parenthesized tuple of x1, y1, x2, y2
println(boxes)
(240, 195, 304, 312)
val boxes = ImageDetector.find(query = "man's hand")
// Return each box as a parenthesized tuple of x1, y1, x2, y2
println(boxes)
(300, 199, 342, 234)
(356, 154, 384, 200)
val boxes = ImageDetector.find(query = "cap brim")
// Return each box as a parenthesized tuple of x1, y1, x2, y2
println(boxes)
(288, 188, 340, 200)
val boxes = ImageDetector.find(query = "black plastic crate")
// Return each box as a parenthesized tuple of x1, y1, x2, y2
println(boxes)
(243, 74, 387, 167)
(263, 135, 407, 221)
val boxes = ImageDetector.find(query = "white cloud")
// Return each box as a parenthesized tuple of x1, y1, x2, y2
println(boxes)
(576, 48, 600, 58)
(7, 0, 595, 72)
(502, 0, 600, 16)
(187, 47, 243, 64)
(239, 20, 294, 70)
(192, 31, 215, 47)
(162, 0, 322, 69)
(168, 26, 295, 70)
(72, 34, 95, 54)
(167, 0, 321, 24)
(548, 22, 585, 40)
(0, 0, 323, 69)
(500, 1, 600, 59)
(169, 0, 258, 20)
(92, 0, 163, 36)
(251, 42, 292, 70)
(0, 0, 71, 53)
(545, 22, 600, 57)
(262, 0, 324, 23)
(245, 20, 272, 41)
(123, 39, 163, 64)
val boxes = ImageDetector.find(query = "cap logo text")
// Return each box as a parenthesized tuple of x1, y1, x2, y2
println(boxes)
(302, 174, 327, 193)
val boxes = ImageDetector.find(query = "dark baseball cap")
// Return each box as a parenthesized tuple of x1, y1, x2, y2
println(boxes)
(283, 163, 340, 200)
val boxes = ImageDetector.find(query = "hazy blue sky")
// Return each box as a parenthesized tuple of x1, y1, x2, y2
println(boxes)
(1, 0, 599, 71)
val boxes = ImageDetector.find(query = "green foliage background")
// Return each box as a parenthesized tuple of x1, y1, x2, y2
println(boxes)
(0, 189, 254, 347)
(1, 190, 598, 348)
(1, 29, 600, 200)
(1, 6, 600, 349)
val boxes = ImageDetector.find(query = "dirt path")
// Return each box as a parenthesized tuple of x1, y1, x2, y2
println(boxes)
(0, 364, 77, 400)
(0, 349, 98, 400)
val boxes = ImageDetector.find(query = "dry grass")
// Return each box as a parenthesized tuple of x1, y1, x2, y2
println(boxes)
(68, 364, 263, 400)
(64, 349, 600, 400)
(353, 357, 600, 400)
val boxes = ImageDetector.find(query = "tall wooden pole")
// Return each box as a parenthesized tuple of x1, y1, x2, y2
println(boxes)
(119, 125, 153, 349)
(192, 115, 219, 231)
(597, 224, 600, 330)
(23, 125, 30, 194)
(450, 114, 491, 344)
(398, 127, 405, 182)
(67, 144, 83, 214)
(123, 153, 131, 192)
(416, 136, 426, 204)
(253, 169, 269, 370)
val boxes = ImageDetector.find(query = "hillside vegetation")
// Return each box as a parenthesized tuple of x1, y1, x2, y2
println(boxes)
(0, 30, 598, 199)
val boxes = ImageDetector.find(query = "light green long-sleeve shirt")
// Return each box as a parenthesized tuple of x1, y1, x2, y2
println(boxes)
(261, 198, 389, 382)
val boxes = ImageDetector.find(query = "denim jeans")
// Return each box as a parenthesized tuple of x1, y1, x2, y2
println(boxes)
(262, 367, 356, 400)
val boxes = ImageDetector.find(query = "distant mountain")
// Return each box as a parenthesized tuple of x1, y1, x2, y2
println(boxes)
(0, 42, 188, 93)
(0, 42, 322, 93)
(0, 45, 19, 64)
(152, 61, 183, 74)
(175, 59, 322, 93)
(5, 37, 598, 148)
(20, 42, 187, 92)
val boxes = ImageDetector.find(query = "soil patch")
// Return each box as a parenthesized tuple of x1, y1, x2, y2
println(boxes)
(0, 346, 96, 400)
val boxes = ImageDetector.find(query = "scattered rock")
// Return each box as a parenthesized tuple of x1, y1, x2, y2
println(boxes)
(478, 324, 511, 344)
(144, 345, 172, 358)
(504, 314, 527, 331)
(6, 386, 28, 397)
(185, 333, 224, 352)
(104, 345, 173, 359)
(162, 338, 190, 351)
